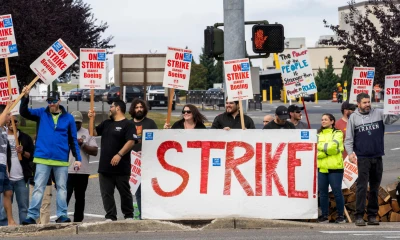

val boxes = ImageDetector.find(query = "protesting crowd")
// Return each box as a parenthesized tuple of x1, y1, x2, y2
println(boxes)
(0, 86, 398, 227)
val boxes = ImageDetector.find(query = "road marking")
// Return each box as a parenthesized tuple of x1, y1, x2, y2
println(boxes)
(50, 212, 104, 220)
(321, 231, 400, 234)
(391, 148, 400, 151)
(313, 106, 321, 108)
(90, 161, 99, 164)
(386, 131, 400, 135)
(89, 174, 99, 179)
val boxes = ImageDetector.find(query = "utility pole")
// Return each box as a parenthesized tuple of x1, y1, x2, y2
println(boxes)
(223, 0, 247, 113)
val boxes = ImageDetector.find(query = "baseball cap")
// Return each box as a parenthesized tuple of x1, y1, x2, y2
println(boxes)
(287, 104, 305, 113)
(71, 111, 83, 122)
(46, 91, 60, 101)
(275, 106, 289, 119)
(341, 101, 356, 111)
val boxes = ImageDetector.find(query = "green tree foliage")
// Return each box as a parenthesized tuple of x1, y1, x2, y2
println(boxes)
(0, 0, 114, 87)
(199, 48, 216, 89)
(315, 56, 340, 99)
(189, 59, 207, 90)
(340, 51, 357, 91)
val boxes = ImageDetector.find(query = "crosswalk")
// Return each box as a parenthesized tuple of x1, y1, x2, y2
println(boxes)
(320, 231, 400, 239)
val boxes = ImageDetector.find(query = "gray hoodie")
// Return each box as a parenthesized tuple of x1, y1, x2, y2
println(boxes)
(345, 108, 399, 158)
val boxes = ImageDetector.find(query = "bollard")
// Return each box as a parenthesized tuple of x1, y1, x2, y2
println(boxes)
(262, 89, 267, 102)
(283, 87, 287, 104)
(66, 99, 69, 112)
(315, 92, 318, 104)
(270, 86, 272, 104)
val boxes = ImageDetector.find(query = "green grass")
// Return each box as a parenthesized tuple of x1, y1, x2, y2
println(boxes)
(59, 83, 81, 92)
(18, 112, 181, 138)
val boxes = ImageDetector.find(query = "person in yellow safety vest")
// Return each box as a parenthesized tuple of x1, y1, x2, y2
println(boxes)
(336, 83, 343, 103)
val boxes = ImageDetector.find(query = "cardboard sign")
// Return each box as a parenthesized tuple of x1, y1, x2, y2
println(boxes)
(280, 48, 317, 98)
(142, 129, 318, 220)
(343, 156, 358, 188)
(224, 58, 253, 101)
(79, 48, 106, 89)
(162, 47, 192, 90)
(0, 14, 18, 58)
(0, 75, 20, 115)
(30, 39, 78, 85)
(130, 151, 142, 195)
(349, 67, 375, 104)
(384, 74, 400, 115)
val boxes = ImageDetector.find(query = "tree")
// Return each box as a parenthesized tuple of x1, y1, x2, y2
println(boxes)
(340, 51, 357, 91)
(189, 61, 207, 90)
(199, 48, 216, 89)
(0, 0, 114, 87)
(321, 0, 400, 86)
(314, 56, 340, 99)
(213, 60, 223, 84)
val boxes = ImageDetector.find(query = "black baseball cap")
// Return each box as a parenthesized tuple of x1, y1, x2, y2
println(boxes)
(288, 104, 305, 113)
(275, 106, 289, 119)
(341, 101, 356, 111)
(46, 91, 60, 101)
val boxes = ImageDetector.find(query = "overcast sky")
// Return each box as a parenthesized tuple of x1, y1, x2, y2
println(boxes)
(85, 0, 352, 67)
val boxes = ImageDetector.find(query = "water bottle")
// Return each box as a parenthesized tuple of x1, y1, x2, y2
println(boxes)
(133, 202, 140, 220)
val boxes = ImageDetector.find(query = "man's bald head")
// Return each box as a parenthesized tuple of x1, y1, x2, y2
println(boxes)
(263, 114, 274, 126)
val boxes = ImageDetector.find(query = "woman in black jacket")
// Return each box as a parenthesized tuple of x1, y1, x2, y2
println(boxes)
(164, 104, 207, 129)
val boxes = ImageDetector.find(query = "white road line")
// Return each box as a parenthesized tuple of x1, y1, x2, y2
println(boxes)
(391, 147, 400, 151)
(90, 161, 99, 164)
(384, 237, 400, 239)
(50, 212, 104, 220)
(313, 106, 321, 108)
(321, 231, 400, 234)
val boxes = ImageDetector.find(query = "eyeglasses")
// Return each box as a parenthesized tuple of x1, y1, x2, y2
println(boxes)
(347, 107, 356, 111)
(182, 110, 192, 114)
(263, 121, 270, 123)
(47, 100, 58, 104)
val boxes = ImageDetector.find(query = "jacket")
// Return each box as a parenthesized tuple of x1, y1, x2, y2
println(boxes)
(6, 129, 34, 183)
(345, 108, 399, 158)
(20, 96, 81, 163)
(317, 128, 344, 173)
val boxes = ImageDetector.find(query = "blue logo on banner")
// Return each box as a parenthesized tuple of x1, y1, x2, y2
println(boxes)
(367, 71, 375, 79)
(145, 132, 153, 140)
(8, 44, 17, 54)
(301, 131, 310, 140)
(212, 158, 221, 166)
(241, 62, 250, 72)
(52, 41, 63, 52)
(97, 52, 106, 61)
(3, 18, 12, 28)
(183, 53, 192, 62)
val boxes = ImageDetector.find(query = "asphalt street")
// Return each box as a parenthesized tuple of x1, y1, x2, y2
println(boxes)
(10, 100, 400, 224)
(4, 228, 400, 240)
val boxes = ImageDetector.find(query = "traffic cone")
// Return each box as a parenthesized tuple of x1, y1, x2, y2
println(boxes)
(332, 91, 338, 102)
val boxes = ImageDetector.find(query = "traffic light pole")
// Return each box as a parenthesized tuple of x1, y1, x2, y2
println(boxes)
(223, 0, 247, 113)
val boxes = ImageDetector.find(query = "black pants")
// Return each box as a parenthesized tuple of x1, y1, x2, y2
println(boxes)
(67, 174, 89, 222)
(99, 173, 133, 220)
(356, 157, 383, 218)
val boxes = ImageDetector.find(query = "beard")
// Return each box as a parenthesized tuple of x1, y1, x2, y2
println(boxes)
(135, 111, 144, 120)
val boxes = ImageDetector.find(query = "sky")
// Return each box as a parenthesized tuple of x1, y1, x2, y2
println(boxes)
(85, 0, 352, 67)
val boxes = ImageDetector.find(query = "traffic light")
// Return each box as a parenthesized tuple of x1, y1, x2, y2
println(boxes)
(252, 24, 285, 54)
(204, 26, 224, 58)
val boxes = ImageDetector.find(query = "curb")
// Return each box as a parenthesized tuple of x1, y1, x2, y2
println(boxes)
(1, 219, 400, 237)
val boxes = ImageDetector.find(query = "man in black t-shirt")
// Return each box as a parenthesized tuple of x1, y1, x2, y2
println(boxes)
(128, 99, 157, 219)
(88, 100, 136, 221)
(211, 99, 255, 130)
(263, 106, 295, 129)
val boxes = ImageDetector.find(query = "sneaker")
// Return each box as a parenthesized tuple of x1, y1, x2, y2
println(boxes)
(105, 219, 113, 222)
(355, 218, 366, 226)
(55, 215, 71, 223)
(318, 216, 329, 223)
(335, 216, 346, 224)
(368, 216, 380, 225)
(125, 218, 134, 221)
(22, 217, 36, 225)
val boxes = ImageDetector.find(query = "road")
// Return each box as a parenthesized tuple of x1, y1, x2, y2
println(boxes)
(4, 228, 400, 240)
(10, 100, 400, 224)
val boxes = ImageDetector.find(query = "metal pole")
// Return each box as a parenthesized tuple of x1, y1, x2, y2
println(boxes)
(223, 0, 246, 113)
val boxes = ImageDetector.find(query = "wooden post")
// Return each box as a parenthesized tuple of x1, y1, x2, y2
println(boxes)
(301, 97, 311, 129)
(166, 88, 174, 124)
(344, 207, 352, 223)
(238, 100, 245, 130)
(8, 76, 40, 113)
(5, 58, 22, 160)
(89, 89, 94, 136)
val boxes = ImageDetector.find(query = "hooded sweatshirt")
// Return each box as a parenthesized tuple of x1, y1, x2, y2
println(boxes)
(345, 108, 399, 158)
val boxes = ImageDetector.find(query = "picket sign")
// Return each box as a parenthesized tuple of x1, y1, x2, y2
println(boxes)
(130, 151, 142, 195)
(384, 74, 400, 115)
(163, 47, 193, 124)
(79, 48, 106, 136)
(349, 67, 375, 104)
(0, 14, 18, 59)
(8, 39, 78, 113)
(141, 129, 318, 220)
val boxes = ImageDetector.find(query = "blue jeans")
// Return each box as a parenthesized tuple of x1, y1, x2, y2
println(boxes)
(0, 179, 30, 225)
(27, 164, 68, 220)
(318, 171, 344, 217)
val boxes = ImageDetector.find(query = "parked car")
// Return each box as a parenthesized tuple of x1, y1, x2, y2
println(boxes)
(146, 85, 176, 110)
(68, 88, 87, 101)
(205, 88, 224, 96)
(82, 89, 107, 102)
(296, 93, 315, 102)
(102, 90, 110, 102)
(107, 86, 143, 104)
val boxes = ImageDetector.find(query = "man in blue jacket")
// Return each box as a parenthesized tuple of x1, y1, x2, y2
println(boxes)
(19, 88, 82, 225)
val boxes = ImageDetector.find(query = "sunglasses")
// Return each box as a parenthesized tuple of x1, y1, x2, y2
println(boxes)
(263, 121, 270, 123)
(47, 100, 58, 104)
(182, 110, 192, 114)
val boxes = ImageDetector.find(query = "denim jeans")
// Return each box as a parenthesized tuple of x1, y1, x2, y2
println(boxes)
(0, 179, 30, 225)
(27, 164, 68, 220)
(318, 171, 344, 217)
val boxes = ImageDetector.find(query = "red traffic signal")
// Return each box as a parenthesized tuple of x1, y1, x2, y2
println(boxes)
(252, 24, 285, 54)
